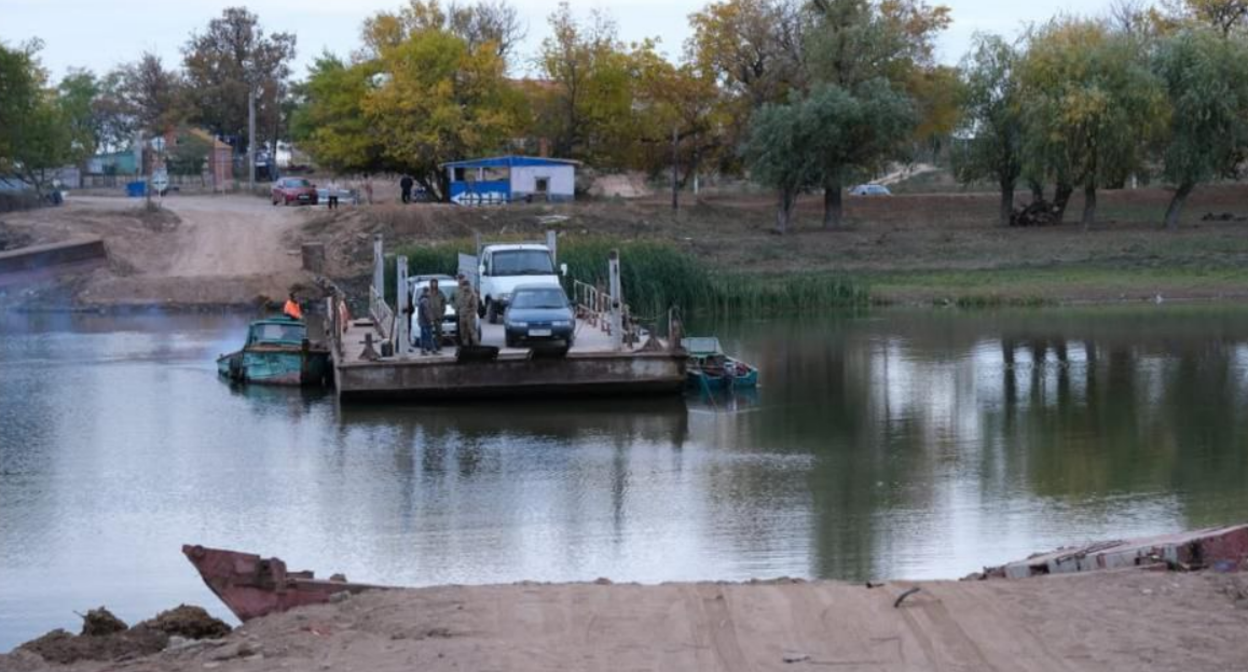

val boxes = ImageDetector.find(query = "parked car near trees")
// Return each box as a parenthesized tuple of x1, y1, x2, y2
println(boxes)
(271, 177, 318, 206)
(849, 184, 892, 196)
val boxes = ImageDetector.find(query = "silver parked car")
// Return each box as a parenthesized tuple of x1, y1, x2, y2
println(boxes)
(407, 274, 479, 346)
(849, 184, 892, 196)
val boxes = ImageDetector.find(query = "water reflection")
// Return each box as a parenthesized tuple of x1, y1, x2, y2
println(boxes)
(3, 308, 1248, 650)
(700, 307, 1248, 580)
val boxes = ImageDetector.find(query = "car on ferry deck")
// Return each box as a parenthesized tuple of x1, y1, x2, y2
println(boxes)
(503, 284, 575, 349)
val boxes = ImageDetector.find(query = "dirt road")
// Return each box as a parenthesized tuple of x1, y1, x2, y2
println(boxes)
(4, 571, 1247, 671)
(155, 196, 303, 277)
(3, 195, 315, 308)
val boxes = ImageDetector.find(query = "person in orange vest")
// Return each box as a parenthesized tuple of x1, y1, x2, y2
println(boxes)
(283, 292, 303, 320)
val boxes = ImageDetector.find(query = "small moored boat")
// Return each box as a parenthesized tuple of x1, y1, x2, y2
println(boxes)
(217, 316, 331, 387)
(682, 336, 758, 390)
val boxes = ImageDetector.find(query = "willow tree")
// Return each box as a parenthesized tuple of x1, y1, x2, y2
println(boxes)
(802, 79, 915, 227)
(1018, 19, 1166, 228)
(741, 95, 820, 233)
(804, 0, 951, 226)
(1153, 28, 1248, 228)
(952, 34, 1023, 227)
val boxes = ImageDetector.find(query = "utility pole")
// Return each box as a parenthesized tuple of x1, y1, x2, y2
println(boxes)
(609, 250, 623, 351)
(396, 255, 409, 358)
(247, 88, 257, 193)
(671, 126, 679, 211)
(271, 84, 282, 181)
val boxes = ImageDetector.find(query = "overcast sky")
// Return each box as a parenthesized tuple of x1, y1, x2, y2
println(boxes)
(2, 0, 1101, 81)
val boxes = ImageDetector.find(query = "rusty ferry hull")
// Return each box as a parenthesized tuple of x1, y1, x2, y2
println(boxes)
(334, 348, 686, 400)
(182, 545, 391, 621)
(329, 310, 686, 401)
(982, 524, 1248, 579)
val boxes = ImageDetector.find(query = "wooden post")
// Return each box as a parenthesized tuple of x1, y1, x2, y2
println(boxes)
(396, 255, 409, 358)
(301, 243, 325, 273)
(671, 126, 679, 211)
(609, 250, 623, 351)
(546, 230, 557, 265)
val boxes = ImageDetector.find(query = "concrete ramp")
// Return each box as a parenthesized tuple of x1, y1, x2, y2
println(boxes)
(0, 237, 106, 284)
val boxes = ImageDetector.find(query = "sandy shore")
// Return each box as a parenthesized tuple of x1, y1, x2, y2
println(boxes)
(4, 570, 1248, 671)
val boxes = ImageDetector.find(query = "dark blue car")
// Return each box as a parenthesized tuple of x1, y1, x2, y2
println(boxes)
(503, 284, 575, 349)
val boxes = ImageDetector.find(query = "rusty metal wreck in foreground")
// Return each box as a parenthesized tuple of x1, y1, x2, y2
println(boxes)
(182, 545, 392, 621)
(980, 524, 1248, 579)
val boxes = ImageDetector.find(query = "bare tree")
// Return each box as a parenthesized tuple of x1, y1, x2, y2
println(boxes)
(1162, 0, 1248, 36)
(449, 0, 527, 60)
(119, 53, 185, 135)
(1108, 0, 1152, 34)
(182, 7, 296, 148)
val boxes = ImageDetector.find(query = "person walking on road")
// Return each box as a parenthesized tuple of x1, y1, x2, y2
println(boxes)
(327, 177, 340, 210)
(400, 175, 414, 204)
(456, 276, 479, 347)
(427, 278, 446, 353)
(416, 287, 433, 355)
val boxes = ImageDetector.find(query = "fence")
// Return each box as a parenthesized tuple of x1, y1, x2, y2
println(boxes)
(571, 279, 642, 344)
(81, 173, 211, 189)
(369, 285, 394, 341)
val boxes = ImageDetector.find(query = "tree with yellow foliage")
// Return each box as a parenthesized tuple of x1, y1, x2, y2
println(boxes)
(534, 3, 643, 168)
(1017, 19, 1166, 228)
(292, 1, 527, 200)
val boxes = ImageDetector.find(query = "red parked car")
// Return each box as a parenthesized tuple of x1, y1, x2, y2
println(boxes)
(271, 177, 319, 206)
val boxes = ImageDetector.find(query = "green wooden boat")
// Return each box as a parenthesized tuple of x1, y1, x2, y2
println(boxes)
(682, 337, 759, 390)
(217, 317, 331, 387)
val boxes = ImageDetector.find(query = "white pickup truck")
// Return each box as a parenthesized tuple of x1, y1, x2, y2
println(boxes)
(458, 243, 567, 323)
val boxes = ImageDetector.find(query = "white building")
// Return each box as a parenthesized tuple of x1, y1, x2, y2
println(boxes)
(441, 155, 578, 205)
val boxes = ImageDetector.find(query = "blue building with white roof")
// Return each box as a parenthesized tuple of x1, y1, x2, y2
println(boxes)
(440, 155, 579, 205)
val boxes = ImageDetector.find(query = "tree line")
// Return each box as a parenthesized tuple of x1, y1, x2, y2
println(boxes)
(738, 0, 1248, 232)
(3, 0, 1248, 231)
(293, 0, 1248, 231)
(290, 0, 957, 206)
(0, 7, 294, 194)
(953, 1, 1248, 231)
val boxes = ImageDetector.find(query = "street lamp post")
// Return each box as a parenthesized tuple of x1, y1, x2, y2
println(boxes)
(247, 88, 257, 193)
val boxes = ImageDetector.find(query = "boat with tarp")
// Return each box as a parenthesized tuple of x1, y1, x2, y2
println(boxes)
(682, 336, 758, 390)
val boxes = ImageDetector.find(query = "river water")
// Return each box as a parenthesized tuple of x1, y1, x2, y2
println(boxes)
(3, 306, 1248, 649)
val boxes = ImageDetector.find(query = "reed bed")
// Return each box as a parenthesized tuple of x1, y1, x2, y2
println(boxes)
(386, 237, 868, 316)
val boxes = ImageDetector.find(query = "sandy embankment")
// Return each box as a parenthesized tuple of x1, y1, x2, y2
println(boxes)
(4, 571, 1248, 671)
(0, 195, 316, 310)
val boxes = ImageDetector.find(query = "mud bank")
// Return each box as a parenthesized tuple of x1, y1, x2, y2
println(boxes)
(5, 572, 1248, 671)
